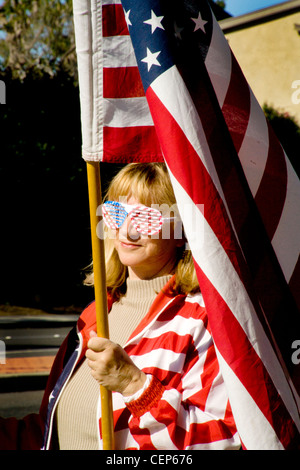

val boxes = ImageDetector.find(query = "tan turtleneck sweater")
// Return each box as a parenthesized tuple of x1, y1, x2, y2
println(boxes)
(55, 275, 171, 450)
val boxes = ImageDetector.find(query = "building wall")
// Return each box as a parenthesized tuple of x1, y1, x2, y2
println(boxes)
(222, 10, 300, 125)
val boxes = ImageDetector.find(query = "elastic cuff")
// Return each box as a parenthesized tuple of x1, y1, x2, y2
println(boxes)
(125, 375, 165, 418)
(123, 374, 152, 403)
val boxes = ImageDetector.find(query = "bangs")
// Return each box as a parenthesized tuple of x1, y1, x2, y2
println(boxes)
(105, 163, 176, 208)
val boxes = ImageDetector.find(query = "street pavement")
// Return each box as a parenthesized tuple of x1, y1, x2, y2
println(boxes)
(0, 311, 79, 419)
(0, 389, 44, 419)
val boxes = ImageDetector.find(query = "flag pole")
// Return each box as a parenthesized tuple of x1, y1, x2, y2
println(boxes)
(86, 161, 115, 450)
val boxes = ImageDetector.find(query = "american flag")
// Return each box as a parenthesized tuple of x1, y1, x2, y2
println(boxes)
(73, 0, 300, 449)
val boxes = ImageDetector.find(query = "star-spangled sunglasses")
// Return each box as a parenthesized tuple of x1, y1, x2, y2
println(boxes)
(102, 201, 177, 236)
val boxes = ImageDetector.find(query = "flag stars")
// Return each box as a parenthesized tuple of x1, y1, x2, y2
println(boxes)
(124, 9, 132, 27)
(191, 12, 207, 33)
(143, 10, 164, 33)
(174, 22, 184, 41)
(141, 47, 161, 71)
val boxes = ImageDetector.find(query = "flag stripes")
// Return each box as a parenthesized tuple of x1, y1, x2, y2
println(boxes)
(198, 15, 300, 392)
(112, 294, 239, 449)
(73, 0, 300, 449)
(73, 0, 163, 162)
(204, 15, 300, 313)
(141, 18, 300, 447)
(103, 67, 144, 98)
(102, 3, 128, 36)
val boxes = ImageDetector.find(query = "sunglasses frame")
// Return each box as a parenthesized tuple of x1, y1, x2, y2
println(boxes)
(102, 200, 176, 236)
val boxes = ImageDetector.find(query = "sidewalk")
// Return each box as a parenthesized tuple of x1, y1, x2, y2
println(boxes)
(0, 355, 55, 376)
(0, 304, 79, 391)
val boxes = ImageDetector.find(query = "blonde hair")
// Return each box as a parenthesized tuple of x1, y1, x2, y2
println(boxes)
(84, 162, 200, 301)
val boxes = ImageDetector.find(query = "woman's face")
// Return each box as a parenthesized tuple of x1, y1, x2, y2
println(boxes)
(114, 197, 184, 280)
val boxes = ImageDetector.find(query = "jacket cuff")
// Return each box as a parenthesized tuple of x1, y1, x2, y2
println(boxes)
(124, 375, 165, 418)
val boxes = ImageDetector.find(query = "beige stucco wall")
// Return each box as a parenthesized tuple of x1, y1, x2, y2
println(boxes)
(223, 11, 300, 125)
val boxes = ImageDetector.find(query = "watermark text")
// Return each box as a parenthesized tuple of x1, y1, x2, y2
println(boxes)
(291, 80, 300, 104)
(0, 340, 6, 364)
(291, 340, 300, 365)
(0, 80, 5, 104)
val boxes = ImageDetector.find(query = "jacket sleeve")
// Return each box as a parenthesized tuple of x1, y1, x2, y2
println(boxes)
(123, 309, 241, 450)
(0, 325, 79, 450)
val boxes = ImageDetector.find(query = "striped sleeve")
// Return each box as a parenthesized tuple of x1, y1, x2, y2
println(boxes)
(122, 297, 240, 450)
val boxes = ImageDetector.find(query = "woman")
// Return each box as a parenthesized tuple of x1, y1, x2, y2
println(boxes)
(0, 162, 241, 450)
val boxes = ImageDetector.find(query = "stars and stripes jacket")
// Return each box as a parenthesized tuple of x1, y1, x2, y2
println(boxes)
(0, 277, 241, 450)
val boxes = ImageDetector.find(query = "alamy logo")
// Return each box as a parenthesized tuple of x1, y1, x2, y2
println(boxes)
(0, 340, 5, 364)
(291, 340, 300, 365)
(291, 80, 300, 105)
(0, 80, 5, 104)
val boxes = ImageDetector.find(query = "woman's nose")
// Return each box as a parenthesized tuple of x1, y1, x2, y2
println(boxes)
(119, 216, 140, 240)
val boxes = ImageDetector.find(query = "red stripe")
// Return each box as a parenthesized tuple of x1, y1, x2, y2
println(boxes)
(125, 331, 192, 355)
(185, 344, 220, 412)
(150, 400, 237, 447)
(163, 64, 300, 389)
(254, 123, 287, 241)
(103, 67, 145, 98)
(146, 86, 250, 285)
(102, 4, 129, 37)
(195, 265, 300, 449)
(221, 53, 251, 154)
(103, 126, 163, 163)
(146, 86, 300, 448)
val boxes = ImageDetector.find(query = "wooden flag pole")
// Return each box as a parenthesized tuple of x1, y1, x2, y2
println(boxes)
(86, 161, 115, 450)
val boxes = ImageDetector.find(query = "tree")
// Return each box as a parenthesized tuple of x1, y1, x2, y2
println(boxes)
(263, 103, 300, 178)
(215, 1, 226, 9)
(0, 0, 77, 80)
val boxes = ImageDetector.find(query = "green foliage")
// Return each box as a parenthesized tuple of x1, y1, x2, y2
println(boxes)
(0, 0, 77, 80)
(263, 103, 300, 178)
(0, 71, 123, 310)
(215, 1, 226, 9)
(0, 73, 86, 308)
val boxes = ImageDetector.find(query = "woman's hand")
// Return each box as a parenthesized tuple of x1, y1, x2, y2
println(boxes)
(86, 331, 147, 397)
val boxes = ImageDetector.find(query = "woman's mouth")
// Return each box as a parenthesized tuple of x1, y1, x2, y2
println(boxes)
(119, 241, 141, 249)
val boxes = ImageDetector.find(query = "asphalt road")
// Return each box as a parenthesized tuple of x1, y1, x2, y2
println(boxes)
(0, 313, 79, 419)
(0, 314, 78, 351)
(0, 389, 44, 419)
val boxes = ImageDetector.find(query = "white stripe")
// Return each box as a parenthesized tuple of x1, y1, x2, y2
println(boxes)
(131, 349, 185, 373)
(271, 154, 300, 282)
(152, 68, 299, 423)
(104, 97, 154, 127)
(102, 0, 121, 4)
(181, 329, 212, 401)
(206, 13, 269, 200)
(238, 90, 269, 196)
(165, 388, 241, 449)
(103, 36, 137, 67)
(151, 67, 242, 246)
(139, 412, 178, 450)
(215, 348, 285, 449)
(186, 292, 205, 307)
(73, 0, 104, 160)
(205, 369, 233, 419)
(125, 297, 177, 347)
(151, 66, 226, 199)
(207, 8, 300, 289)
(205, 14, 232, 108)
(141, 315, 204, 340)
(167, 169, 300, 433)
(206, 14, 270, 199)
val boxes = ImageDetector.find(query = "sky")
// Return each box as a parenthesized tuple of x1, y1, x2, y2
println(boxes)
(224, 0, 291, 16)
